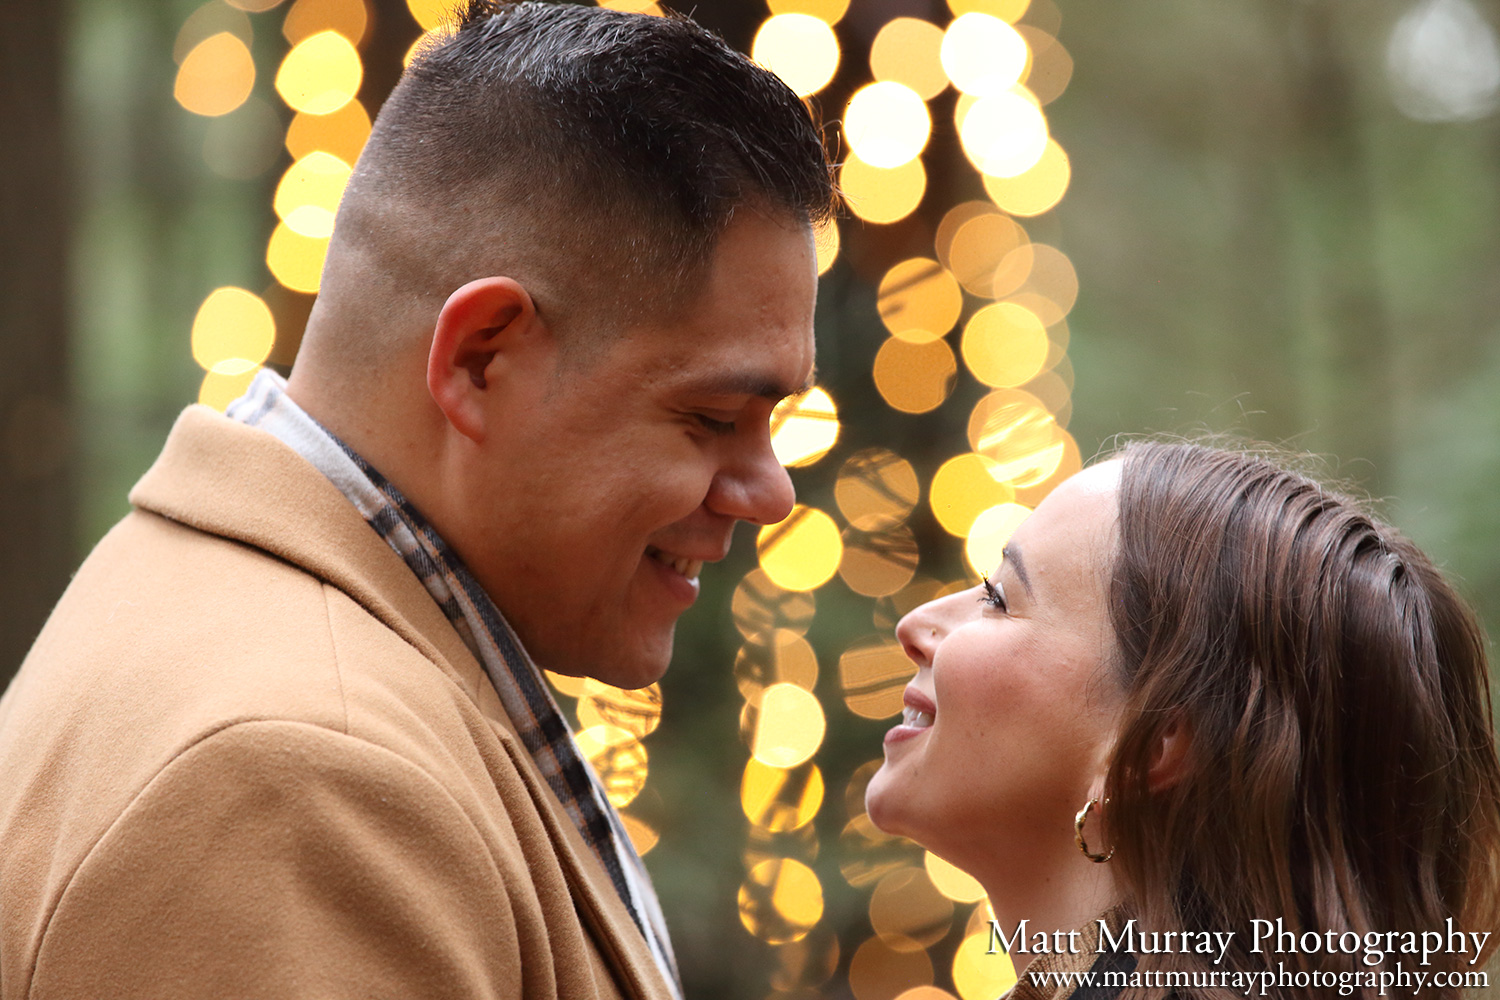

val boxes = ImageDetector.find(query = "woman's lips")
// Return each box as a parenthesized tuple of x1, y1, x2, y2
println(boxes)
(885, 686, 936, 745)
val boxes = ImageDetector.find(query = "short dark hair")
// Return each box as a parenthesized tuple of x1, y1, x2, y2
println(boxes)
(331, 0, 834, 337)
(1103, 441, 1500, 999)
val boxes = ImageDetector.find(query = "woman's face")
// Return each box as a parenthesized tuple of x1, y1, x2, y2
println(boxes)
(865, 461, 1126, 872)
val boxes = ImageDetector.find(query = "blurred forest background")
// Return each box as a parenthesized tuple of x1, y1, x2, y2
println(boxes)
(3, 0, 1499, 998)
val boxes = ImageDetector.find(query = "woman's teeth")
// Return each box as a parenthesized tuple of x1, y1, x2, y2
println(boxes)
(649, 548, 703, 580)
(902, 706, 934, 729)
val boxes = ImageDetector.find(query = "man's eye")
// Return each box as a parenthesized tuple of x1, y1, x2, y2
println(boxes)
(694, 413, 737, 435)
(979, 575, 1007, 612)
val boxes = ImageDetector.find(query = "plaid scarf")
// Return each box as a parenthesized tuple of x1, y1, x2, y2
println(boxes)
(227, 371, 681, 997)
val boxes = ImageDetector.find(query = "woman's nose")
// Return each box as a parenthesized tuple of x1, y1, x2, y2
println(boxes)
(895, 604, 940, 670)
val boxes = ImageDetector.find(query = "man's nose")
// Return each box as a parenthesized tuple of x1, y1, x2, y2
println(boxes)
(706, 436, 796, 526)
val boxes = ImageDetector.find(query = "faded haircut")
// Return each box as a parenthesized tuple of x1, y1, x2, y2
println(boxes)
(323, 0, 834, 353)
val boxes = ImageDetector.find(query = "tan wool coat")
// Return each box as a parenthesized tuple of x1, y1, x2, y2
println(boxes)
(0, 406, 675, 1000)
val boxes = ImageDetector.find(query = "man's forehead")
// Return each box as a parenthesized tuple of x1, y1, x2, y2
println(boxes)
(670, 363, 817, 403)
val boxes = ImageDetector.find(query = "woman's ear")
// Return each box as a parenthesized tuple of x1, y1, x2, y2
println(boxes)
(1147, 716, 1192, 792)
(427, 276, 548, 443)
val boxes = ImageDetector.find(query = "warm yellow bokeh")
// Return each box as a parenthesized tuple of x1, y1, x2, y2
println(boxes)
(941, 14, 1028, 97)
(947, 212, 1028, 295)
(959, 90, 1050, 178)
(267, 223, 330, 294)
(878, 258, 962, 343)
(275, 30, 362, 115)
(895, 989, 960, 1000)
(873, 337, 957, 415)
(1018, 26, 1075, 105)
(870, 867, 955, 951)
(575, 725, 649, 808)
(283, 0, 368, 45)
(544, 669, 588, 698)
(960, 302, 1050, 388)
(734, 629, 819, 701)
(751, 682, 826, 769)
(175, 5, 251, 64)
(766, 0, 850, 24)
(224, 0, 285, 13)
(599, 0, 666, 15)
(404, 27, 453, 67)
(946, 0, 1029, 20)
(839, 523, 919, 598)
(982, 137, 1070, 216)
(929, 454, 1015, 537)
(869, 18, 948, 100)
(620, 814, 659, 856)
(732, 569, 817, 639)
(843, 82, 931, 169)
(191, 287, 275, 375)
(971, 394, 1066, 487)
(771, 386, 839, 467)
(965, 502, 1032, 576)
(739, 858, 824, 944)
(849, 937, 935, 1000)
(175, 33, 256, 117)
(814, 217, 840, 275)
(835, 448, 920, 530)
(839, 636, 916, 719)
(577, 679, 662, 738)
(952, 931, 1018, 1000)
(286, 99, 372, 164)
(274, 152, 352, 239)
(752, 14, 840, 98)
(198, 368, 260, 412)
(741, 758, 824, 832)
(406, 0, 459, 30)
(924, 850, 988, 903)
(840, 155, 927, 225)
(1006, 242, 1079, 323)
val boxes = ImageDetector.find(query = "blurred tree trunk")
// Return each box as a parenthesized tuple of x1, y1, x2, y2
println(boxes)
(1, 6, 74, 687)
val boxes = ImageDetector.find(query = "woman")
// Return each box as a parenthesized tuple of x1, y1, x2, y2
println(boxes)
(865, 441, 1500, 1000)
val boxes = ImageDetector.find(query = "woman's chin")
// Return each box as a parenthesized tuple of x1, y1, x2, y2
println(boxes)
(863, 766, 917, 840)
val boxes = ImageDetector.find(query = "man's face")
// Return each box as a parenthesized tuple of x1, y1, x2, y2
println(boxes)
(459, 212, 818, 687)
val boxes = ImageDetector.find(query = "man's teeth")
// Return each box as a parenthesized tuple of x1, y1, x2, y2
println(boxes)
(650, 549, 703, 580)
(902, 706, 934, 729)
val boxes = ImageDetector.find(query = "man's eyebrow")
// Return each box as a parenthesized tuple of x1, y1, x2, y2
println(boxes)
(1001, 543, 1032, 597)
(682, 367, 817, 403)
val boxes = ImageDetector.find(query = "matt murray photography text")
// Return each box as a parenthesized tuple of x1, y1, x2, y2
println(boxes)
(987, 918, 1492, 968)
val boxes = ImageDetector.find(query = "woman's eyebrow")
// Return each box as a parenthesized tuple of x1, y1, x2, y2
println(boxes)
(1001, 543, 1032, 596)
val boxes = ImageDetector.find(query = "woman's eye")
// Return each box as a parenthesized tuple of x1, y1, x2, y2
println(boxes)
(979, 575, 1007, 612)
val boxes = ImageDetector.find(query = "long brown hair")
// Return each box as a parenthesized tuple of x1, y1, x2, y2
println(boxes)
(1103, 441, 1500, 1000)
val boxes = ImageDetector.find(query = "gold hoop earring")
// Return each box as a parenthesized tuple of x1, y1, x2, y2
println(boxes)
(1074, 797, 1114, 863)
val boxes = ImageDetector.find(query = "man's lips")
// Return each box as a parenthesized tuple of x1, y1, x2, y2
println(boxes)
(886, 686, 936, 745)
(645, 546, 705, 581)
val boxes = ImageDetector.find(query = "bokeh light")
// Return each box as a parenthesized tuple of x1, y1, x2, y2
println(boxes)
(839, 637, 915, 719)
(841, 813, 925, 887)
(766, 0, 850, 23)
(844, 82, 931, 169)
(739, 858, 824, 944)
(924, 850, 988, 903)
(733, 569, 816, 639)
(577, 679, 662, 738)
(735, 629, 820, 701)
(575, 725, 649, 807)
(869, 866, 955, 951)
(878, 258, 963, 343)
(841, 155, 927, 225)
(191, 287, 275, 374)
(960, 302, 1050, 388)
(758, 505, 843, 592)
(1004, 242, 1079, 323)
(945, 211, 1029, 295)
(198, 369, 260, 412)
(285, 98, 371, 163)
(873, 337, 957, 415)
(273, 152, 352, 239)
(839, 523, 919, 597)
(815, 217, 841, 275)
(282, 0, 368, 45)
(849, 937, 935, 1000)
(266, 223, 330, 293)
(965, 502, 1032, 576)
(835, 448, 920, 530)
(1017, 26, 1074, 105)
(406, 0, 460, 30)
(870, 18, 948, 100)
(952, 930, 1018, 1000)
(941, 14, 1028, 97)
(770, 930, 842, 992)
(751, 682, 827, 770)
(752, 14, 840, 98)
(946, 0, 1030, 19)
(175, 3, 252, 64)
(967, 389, 1067, 486)
(275, 30, 362, 115)
(929, 453, 1015, 536)
(175, 32, 256, 117)
(621, 814, 659, 856)
(982, 137, 1070, 216)
(959, 90, 1050, 178)
(772, 386, 840, 467)
(742, 759, 824, 832)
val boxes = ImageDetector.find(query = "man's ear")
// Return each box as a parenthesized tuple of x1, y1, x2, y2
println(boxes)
(1147, 715, 1192, 793)
(427, 276, 548, 443)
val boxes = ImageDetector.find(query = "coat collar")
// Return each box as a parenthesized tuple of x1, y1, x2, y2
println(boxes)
(130, 404, 671, 1000)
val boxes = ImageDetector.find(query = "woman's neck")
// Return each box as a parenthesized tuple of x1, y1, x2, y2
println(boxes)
(971, 841, 1122, 962)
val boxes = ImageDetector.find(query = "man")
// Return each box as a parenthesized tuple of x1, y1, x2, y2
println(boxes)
(0, 2, 833, 997)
